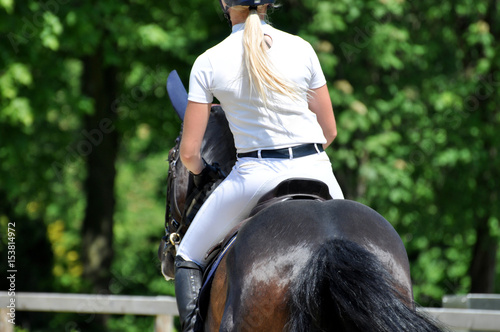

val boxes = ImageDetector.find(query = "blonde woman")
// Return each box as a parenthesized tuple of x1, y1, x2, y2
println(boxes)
(175, 1, 344, 330)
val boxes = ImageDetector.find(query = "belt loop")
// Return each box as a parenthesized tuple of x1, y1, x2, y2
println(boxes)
(257, 149, 262, 159)
(288, 147, 293, 160)
(314, 143, 321, 154)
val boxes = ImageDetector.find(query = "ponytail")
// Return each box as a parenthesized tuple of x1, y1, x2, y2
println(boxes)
(239, 6, 303, 104)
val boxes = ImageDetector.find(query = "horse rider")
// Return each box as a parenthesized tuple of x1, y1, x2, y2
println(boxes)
(175, 0, 345, 330)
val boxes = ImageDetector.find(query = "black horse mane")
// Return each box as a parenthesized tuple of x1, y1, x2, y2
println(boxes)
(199, 106, 237, 174)
(286, 238, 446, 332)
(165, 106, 236, 234)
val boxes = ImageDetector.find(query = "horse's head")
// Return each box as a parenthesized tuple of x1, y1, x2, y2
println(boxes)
(158, 71, 236, 280)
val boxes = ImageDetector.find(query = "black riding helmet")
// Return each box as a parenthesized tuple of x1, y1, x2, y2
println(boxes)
(219, 0, 275, 15)
(222, 0, 274, 6)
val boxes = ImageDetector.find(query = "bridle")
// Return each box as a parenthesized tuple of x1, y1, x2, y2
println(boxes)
(164, 136, 183, 250)
(162, 132, 226, 255)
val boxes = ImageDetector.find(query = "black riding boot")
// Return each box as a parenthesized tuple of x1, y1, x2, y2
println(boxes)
(174, 256, 203, 332)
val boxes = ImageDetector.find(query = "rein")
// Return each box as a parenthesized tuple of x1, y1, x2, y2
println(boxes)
(163, 132, 223, 252)
(162, 106, 237, 262)
(164, 136, 182, 249)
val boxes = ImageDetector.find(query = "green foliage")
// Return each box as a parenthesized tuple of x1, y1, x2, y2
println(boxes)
(1, 0, 499, 330)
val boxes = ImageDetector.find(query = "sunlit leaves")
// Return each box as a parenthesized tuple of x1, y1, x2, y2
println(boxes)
(0, 0, 13, 13)
(138, 24, 171, 49)
(40, 11, 63, 50)
(0, 63, 32, 98)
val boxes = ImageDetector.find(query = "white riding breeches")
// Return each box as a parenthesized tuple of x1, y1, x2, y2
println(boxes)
(176, 151, 344, 269)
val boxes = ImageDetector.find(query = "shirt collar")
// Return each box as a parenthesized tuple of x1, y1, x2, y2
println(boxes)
(231, 20, 267, 34)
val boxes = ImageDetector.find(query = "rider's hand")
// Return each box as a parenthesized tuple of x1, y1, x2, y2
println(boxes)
(191, 159, 226, 190)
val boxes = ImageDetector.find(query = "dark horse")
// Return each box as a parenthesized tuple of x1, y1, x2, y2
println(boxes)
(159, 71, 443, 331)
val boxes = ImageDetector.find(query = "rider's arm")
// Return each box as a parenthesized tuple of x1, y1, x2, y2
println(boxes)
(308, 84, 338, 149)
(180, 101, 212, 175)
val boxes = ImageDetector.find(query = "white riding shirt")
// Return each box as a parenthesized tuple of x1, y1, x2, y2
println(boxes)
(188, 22, 327, 153)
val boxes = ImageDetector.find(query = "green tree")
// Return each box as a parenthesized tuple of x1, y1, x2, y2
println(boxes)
(0, 0, 215, 329)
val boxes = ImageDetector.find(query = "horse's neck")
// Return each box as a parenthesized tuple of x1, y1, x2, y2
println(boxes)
(202, 107, 237, 173)
(171, 107, 236, 228)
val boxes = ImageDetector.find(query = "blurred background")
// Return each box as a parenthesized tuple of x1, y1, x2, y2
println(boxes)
(0, 0, 498, 331)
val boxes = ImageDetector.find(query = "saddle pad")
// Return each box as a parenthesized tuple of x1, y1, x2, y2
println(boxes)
(196, 234, 237, 324)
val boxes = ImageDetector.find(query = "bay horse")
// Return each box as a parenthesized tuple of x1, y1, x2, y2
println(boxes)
(158, 71, 443, 331)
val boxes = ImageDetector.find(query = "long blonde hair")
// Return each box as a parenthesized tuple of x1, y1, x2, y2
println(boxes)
(233, 5, 304, 103)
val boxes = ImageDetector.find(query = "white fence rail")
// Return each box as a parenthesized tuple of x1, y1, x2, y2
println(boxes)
(2, 292, 500, 332)
(0, 292, 178, 332)
(421, 307, 500, 331)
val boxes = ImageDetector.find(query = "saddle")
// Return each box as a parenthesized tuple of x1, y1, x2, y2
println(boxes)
(249, 177, 332, 217)
(195, 178, 332, 327)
